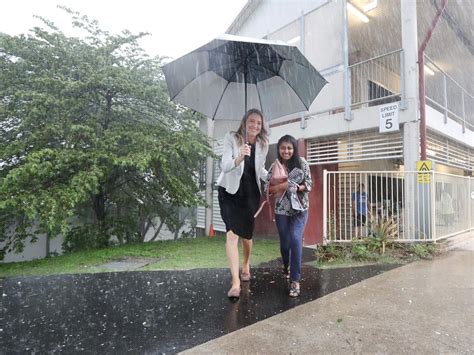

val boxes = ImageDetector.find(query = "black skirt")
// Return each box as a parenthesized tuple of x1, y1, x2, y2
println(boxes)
(218, 144, 260, 239)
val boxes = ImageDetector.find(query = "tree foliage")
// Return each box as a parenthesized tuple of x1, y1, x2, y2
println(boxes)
(0, 8, 211, 257)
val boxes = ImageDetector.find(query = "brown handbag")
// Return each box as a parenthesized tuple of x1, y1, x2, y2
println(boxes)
(254, 159, 288, 220)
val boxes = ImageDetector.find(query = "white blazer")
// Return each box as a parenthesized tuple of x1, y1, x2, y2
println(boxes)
(217, 132, 268, 195)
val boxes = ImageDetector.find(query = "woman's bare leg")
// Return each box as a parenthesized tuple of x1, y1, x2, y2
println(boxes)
(241, 238, 252, 275)
(226, 230, 240, 290)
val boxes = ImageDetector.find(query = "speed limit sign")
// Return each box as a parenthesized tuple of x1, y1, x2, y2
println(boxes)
(379, 103, 399, 133)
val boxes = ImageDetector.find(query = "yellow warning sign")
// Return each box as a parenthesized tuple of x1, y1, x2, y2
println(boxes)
(417, 160, 432, 183)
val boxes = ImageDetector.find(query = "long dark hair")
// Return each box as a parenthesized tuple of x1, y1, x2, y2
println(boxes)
(277, 135, 301, 172)
(234, 108, 268, 148)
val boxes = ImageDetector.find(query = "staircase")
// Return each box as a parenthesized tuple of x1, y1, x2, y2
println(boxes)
(436, 230, 474, 252)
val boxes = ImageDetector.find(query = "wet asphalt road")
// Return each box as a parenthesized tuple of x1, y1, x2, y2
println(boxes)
(0, 264, 398, 353)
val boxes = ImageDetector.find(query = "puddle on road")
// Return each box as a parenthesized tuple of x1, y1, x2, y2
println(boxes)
(0, 264, 399, 353)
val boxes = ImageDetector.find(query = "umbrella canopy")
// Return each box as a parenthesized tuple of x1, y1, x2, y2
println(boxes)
(163, 34, 327, 121)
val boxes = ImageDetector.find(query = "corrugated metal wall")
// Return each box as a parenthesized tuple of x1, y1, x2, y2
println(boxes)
(196, 138, 226, 232)
(307, 131, 403, 165)
(427, 132, 473, 172)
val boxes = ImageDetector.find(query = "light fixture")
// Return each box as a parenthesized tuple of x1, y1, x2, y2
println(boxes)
(363, 0, 378, 13)
(287, 35, 301, 45)
(347, 2, 370, 23)
(424, 65, 435, 76)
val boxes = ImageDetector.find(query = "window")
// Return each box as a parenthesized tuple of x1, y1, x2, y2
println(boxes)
(368, 80, 400, 106)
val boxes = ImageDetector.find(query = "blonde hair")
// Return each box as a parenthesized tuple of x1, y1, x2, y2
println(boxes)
(234, 108, 268, 148)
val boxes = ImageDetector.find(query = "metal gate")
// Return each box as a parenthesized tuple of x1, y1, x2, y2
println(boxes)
(323, 170, 473, 243)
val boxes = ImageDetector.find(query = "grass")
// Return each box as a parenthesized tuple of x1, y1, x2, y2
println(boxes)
(309, 241, 440, 269)
(1, 236, 441, 279)
(0, 236, 281, 278)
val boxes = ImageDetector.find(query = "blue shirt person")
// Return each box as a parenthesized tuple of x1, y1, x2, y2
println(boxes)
(352, 184, 371, 236)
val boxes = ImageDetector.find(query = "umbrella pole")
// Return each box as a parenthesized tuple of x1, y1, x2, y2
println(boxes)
(244, 70, 248, 144)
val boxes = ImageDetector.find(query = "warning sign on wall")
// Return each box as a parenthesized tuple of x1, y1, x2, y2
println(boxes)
(416, 160, 433, 183)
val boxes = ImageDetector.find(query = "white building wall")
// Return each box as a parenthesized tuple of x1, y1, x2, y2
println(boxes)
(229, 0, 473, 168)
(234, 0, 329, 39)
(303, 1, 343, 70)
(427, 105, 474, 148)
(2, 234, 62, 263)
(269, 104, 423, 145)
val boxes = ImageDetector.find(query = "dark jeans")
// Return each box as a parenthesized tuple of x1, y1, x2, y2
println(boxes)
(354, 214, 367, 226)
(275, 210, 308, 283)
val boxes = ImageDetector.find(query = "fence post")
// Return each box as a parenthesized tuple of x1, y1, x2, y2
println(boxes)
(342, 0, 352, 121)
(431, 170, 437, 241)
(323, 169, 328, 244)
(205, 118, 215, 236)
(399, 50, 407, 110)
(470, 177, 473, 230)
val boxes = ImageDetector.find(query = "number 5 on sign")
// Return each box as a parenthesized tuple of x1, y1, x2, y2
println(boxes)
(379, 103, 399, 133)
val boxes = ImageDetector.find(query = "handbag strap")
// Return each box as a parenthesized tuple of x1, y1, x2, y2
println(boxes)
(254, 160, 286, 221)
(254, 185, 273, 219)
(254, 160, 275, 219)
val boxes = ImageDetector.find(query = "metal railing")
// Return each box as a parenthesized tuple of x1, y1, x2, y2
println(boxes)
(349, 49, 403, 107)
(424, 54, 474, 131)
(323, 170, 473, 243)
(277, 50, 405, 125)
(347, 51, 473, 132)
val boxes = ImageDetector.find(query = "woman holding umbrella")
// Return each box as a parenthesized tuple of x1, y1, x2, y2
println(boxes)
(217, 108, 269, 299)
(265, 135, 312, 297)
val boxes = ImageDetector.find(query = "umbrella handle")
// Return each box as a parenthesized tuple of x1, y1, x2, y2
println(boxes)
(244, 126, 250, 161)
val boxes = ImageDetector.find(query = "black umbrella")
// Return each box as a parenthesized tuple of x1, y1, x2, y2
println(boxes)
(163, 34, 327, 122)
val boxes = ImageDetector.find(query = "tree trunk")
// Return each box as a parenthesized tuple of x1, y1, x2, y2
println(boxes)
(116, 204, 124, 245)
(140, 218, 152, 242)
(45, 232, 50, 258)
(149, 219, 165, 242)
(103, 92, 112, 131)
(92, 186, 107, 245)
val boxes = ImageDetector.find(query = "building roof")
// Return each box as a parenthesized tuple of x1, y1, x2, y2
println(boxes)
(226, 0, 262, 35)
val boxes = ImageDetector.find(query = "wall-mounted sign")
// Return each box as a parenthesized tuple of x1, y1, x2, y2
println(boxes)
(379, 103, 399, 133)
(416, 160, 433, 184)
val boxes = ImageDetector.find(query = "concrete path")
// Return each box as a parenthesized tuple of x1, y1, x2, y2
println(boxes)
(183, 240, 474, 354)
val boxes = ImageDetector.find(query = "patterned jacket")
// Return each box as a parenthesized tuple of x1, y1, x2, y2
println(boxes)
(265, 157, 312, 216)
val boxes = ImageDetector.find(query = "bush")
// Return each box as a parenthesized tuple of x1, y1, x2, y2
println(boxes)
(410, 243, 437, 260)
(315, 235, 440, 267)
(315, 243, 348, 262)
(62, 225, 110, 252)
(351, 240, 375, 261)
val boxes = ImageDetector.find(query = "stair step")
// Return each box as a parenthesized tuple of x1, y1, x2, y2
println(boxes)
(437, 231, 474, 251)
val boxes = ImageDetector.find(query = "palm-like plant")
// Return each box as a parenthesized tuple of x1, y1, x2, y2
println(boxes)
(367, 216, 398, 254)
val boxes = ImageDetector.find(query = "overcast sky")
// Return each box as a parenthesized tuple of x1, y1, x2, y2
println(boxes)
(0, 0, 248, 60)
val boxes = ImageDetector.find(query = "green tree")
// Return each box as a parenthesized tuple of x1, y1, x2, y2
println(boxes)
(0, 8, 211, 257)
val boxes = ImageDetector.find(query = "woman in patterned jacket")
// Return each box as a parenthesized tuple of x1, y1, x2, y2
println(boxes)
(265, 135, 312, 297)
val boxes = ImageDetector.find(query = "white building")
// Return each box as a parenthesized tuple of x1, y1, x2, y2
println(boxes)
(198, 0, 473, 245)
